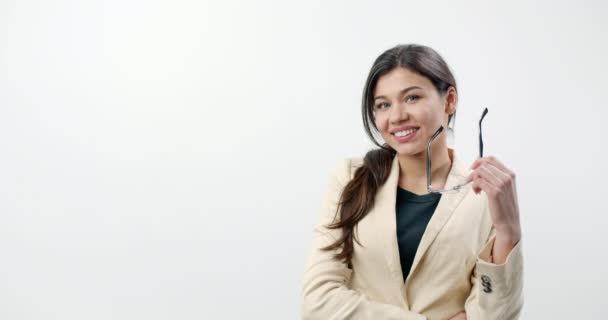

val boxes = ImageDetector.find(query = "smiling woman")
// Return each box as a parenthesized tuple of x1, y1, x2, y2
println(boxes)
(301, 44, 524, 320)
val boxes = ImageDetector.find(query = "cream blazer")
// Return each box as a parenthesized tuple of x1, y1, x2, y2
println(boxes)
(301, 148, 524, 320)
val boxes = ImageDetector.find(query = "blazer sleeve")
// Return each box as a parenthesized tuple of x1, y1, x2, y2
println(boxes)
(464, 224, 525, 320)
(301, 158, 427, 320)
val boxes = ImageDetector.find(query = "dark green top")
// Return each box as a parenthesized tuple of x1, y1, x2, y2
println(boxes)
(395, 186, 442, 282)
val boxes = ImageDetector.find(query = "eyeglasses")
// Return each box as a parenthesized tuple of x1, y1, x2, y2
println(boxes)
(427, 107, 488, 194)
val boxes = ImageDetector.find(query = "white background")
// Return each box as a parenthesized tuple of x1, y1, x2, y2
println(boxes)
(1, 0, 607, 319)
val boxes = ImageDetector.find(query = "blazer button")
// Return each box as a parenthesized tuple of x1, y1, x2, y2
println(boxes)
(481, 275, 492, 293)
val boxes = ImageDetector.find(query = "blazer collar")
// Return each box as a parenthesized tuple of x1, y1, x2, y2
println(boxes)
(370, 148, 472, 296)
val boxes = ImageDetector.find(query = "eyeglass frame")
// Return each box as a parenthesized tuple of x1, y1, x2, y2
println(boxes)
(427, 107, 488, 194)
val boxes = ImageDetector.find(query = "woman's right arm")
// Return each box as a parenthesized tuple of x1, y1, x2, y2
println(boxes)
(300, 158, 427, 320)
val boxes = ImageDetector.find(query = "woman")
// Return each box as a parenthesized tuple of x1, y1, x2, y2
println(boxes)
(301, 44, 523, 320)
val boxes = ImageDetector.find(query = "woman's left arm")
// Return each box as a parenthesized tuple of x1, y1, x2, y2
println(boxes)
(492, 228, 521, 264)
(461, 156, 525, 320)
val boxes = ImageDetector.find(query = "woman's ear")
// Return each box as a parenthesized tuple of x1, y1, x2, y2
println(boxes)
(444, 86, 458, 115)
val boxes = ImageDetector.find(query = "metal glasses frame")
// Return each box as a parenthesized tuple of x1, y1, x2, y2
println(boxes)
(427, 107, 489, 194)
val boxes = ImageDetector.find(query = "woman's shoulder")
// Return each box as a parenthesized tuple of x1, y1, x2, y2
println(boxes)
(348, 156, 364, 167)
(326, 156, 364, 184)
(340, 156, 365, 180)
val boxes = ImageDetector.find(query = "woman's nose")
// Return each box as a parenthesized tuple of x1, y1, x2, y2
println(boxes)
(389, 103, 407, 123)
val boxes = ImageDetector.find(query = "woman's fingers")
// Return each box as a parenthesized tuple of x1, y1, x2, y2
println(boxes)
(471, 156, 515, 180)
(467, 156, 516, 196)
(471, 172, 499, 196)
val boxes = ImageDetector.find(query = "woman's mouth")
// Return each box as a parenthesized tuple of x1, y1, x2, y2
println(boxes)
(392, 128, 419, 143)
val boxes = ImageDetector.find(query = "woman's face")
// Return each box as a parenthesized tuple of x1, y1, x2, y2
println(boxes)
(372, 67, 456, 156)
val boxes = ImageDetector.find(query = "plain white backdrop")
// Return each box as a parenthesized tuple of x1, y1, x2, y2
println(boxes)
(1, 0, 607, 319)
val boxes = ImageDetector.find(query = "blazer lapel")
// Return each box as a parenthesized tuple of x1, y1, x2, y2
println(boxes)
(370, 148, 472, 299)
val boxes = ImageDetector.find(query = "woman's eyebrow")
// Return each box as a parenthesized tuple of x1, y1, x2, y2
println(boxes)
(374, 86, 422, 101)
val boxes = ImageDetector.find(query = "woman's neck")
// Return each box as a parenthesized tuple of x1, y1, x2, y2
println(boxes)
(397, 148, 453, 195)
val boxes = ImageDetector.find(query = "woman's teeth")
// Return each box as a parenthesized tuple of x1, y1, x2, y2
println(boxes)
(395, 128, 418, 137)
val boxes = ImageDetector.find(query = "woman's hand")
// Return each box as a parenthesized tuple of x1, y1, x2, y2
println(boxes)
(466, 156, 521, 237)
(447, 310, 467, 320)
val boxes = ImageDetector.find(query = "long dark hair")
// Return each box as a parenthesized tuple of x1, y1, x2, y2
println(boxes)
(320, 44, 458, 267)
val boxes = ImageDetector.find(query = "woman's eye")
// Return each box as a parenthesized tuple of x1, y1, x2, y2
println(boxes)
(406, 95, 420, 103)
(374, 103, 389, 110)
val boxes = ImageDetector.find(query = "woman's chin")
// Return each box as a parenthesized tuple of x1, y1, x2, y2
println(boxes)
(393, 144, 425, 156)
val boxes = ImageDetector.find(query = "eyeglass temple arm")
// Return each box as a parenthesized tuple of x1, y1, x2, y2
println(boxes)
(427, 126, 444, 191)
(479, 107, 488, 158)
